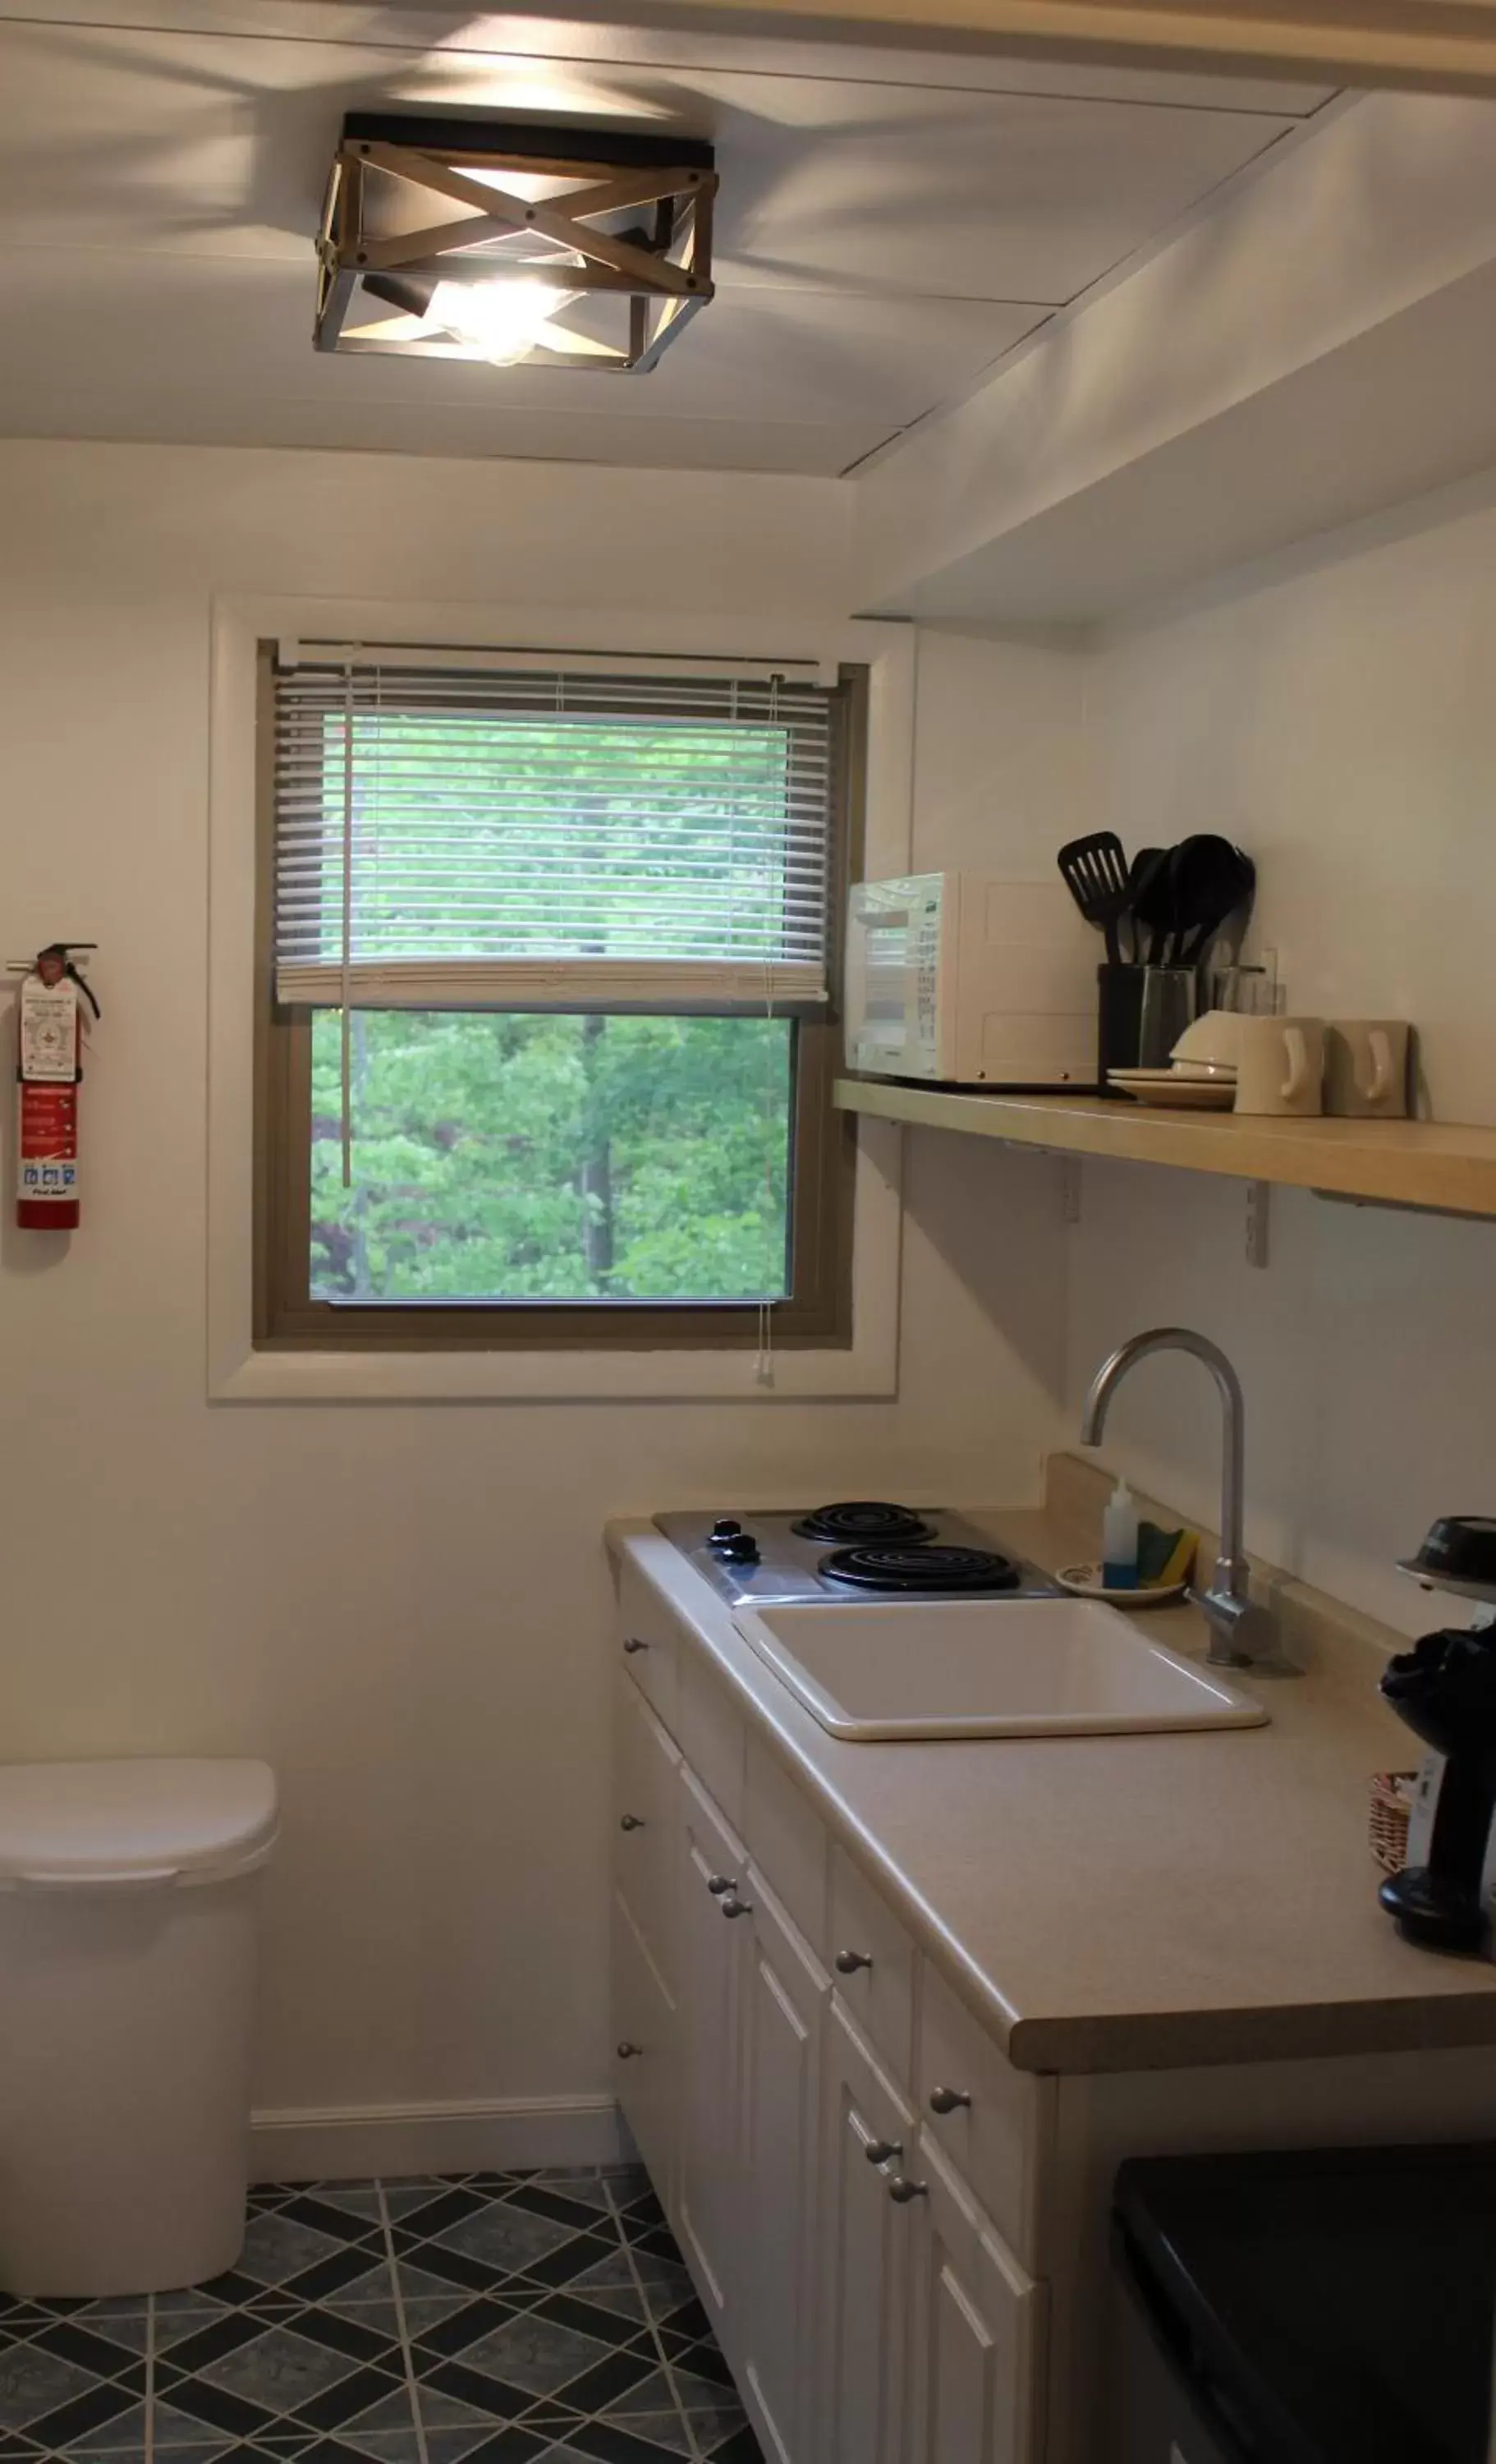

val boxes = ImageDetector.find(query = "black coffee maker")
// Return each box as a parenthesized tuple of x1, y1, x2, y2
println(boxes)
(1379, 1516, 1496, 1954)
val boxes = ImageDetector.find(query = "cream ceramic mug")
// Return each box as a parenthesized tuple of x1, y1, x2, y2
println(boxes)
(1324, 1020, 1410, 1117)
(1232, 1016, 1325, 1115)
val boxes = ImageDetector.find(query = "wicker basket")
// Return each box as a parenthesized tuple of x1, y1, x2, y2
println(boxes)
(1370, 1771, 1419, 1875)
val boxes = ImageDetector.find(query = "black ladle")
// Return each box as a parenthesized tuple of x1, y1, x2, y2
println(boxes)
(1171, 837, 1255, 968)
(1130, 845, 1180, 966)
(1122, 847, 1168, 964)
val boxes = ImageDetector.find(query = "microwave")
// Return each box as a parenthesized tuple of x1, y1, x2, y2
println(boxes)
(844, 870, 1098, 1087)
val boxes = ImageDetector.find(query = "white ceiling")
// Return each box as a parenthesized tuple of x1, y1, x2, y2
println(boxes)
(0, 3, 1340, 474)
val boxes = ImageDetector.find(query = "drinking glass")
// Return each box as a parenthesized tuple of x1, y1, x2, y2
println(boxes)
(1208, 963, 1277, 1018)
(1137, 968, 1200, 1070)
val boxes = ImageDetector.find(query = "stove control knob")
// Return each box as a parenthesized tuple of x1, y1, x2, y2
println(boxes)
(709, 1519, 744, 1548)
(721, 1533, 759, 1565)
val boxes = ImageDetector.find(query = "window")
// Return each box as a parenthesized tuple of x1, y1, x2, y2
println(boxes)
(255, 645, 860, 1348)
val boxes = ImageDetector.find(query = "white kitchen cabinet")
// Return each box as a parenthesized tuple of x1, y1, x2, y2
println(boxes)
(815, 1993, 920, 2464)
(906, 2130, 1044, 2464)
(614, 1561, 681, 1730)
(674, 1763, 751, 2360)
(613, 1670, 681, 1987)
(829, 1841, 918, 2079)
(737, 1866, 828, 2464)
(917, 1958, 1055, 2275)
(611, 1887, 678, 2206)
(612, 1557, 1496, 2464)
(617, 1659, 1041, 2464)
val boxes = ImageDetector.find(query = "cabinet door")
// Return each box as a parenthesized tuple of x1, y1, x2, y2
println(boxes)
(613, 1670, 681, 1988)
(815, 1994, 918, 2464)
(612, 1888, 678, 2206)
(738, 1869, 828, 2464)
(907, 2132, 1044, 2464)
(675, 1768, 750, 2359)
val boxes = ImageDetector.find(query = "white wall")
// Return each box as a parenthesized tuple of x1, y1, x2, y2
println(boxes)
(0, 440, 1069, 2132)
(1065, 471, 1496, 1635)
(853, 90, 1496, 624)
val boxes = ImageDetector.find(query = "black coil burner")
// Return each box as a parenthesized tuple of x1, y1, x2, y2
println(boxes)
(792, 1501, 936, 1546)
(819, 1543, 1023, 1593)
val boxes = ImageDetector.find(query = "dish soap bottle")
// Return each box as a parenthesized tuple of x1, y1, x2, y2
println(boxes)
(1102, 1478, 1140, 1591)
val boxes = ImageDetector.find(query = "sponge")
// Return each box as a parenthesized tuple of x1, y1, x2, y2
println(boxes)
(1136, 1522, 1199, 1588)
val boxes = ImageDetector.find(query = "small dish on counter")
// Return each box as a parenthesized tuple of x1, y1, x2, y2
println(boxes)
(1055, 1561, 1189, 1607)
(1108, 1069, 1236, 1110)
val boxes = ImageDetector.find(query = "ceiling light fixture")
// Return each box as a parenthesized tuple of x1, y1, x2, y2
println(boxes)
(315, 113, 717, 376)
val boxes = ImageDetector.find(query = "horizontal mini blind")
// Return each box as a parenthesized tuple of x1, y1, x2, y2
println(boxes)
(272, 653, 838, 1014)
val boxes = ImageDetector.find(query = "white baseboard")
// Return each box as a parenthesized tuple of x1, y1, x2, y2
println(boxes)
(250, 2094, 626, 2183)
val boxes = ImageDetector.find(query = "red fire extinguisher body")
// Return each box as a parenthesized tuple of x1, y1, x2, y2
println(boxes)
(17, 1081, 80, 1229)
(16, 944, 94, 1231)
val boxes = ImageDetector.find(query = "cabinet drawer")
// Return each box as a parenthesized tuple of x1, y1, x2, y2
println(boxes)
(613, 1672, 681, 1987)
(612, 1889, 677, 2206)
(817, 1997, 919, 2464)
(745, 1731, 829, 1960)
(908, 2128, 1044, 2464)
(829, 1846, 917, 2082)
(680, 1648, 746, 1834)
(616, 1560, 680, 1731)
(681, 1759, 747, 1892)
(916, 1963, 1054, 2274)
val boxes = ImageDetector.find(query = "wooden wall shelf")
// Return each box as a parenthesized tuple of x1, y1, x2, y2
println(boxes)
(835, 1078, 1496, 1222)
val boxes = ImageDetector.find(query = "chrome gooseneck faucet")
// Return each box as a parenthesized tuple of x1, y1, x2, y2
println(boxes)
(1080, 1326, 1292, 1673)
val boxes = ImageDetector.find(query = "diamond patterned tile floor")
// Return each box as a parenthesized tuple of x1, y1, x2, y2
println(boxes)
(0, 2172, 764, 2464)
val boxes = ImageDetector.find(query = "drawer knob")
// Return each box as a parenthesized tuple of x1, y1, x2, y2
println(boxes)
(720, 1894, 754, 1919)
(619, 1814, 645, 1832)
(888, 2176, 929, 2205)
(929, 2085, 972, 2115)
(617, 2041, 643, 2060)
(835, 1949, 874, 1975)
(705, 1874, 737, 1896)
(622, 1637, 649, 1655)
(864, 2139, 902, 2167)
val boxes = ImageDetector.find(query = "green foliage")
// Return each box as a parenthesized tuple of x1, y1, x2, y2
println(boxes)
(310, 1009, 792, 1303)
(312, 712, 798, 964)
(303, 707, 805, 1306)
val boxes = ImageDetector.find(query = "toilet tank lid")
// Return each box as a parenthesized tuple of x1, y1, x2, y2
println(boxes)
(0, 1758, 278, 1885)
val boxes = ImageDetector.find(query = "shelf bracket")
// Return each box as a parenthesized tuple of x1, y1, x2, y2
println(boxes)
(1245, 1179, 1270, 1269)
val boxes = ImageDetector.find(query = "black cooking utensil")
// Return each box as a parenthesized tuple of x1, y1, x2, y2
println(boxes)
(1172, 837, 1255, 968)
(1057, 832, 1131, 964)
(1122, 846, 1168, 965)
(1131, 844, 1182, 965)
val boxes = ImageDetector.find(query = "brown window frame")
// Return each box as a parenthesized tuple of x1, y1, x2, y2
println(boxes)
(253, 649, 863, 1352)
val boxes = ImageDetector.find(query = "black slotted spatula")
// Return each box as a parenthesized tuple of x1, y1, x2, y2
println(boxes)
(1057, 831, 1131, 964)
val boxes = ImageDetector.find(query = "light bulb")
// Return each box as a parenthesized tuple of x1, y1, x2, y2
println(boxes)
(429, 276, 568, 366)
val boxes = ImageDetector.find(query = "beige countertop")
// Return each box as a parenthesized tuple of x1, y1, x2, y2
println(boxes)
(609, 1459, 1496, 2075)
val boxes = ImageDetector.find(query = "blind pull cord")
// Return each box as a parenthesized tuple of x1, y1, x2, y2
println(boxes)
(755, 671, 782, 1393)
(340, 660, 355, 1191)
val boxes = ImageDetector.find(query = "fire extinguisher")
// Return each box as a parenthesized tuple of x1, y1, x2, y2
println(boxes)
(14, 943, 99, 1230)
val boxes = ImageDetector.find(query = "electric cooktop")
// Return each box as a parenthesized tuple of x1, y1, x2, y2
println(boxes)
(654, 1501, 1058, 1607)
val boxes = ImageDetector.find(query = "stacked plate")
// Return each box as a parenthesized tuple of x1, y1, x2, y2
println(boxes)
(1111, 1016, 1240, 1108)
(1109, 1064, 1235, 1109)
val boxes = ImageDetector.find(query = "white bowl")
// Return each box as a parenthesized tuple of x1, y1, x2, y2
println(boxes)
(1172, 1009, 1243, 1070)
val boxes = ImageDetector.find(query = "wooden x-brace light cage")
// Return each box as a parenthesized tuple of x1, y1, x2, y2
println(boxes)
(316, 114, 718, 375)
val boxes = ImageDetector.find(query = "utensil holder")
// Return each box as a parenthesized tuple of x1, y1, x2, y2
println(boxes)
(1097, 964, 1145, 1088)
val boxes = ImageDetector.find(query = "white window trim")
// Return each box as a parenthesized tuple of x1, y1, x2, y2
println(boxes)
(207, 593, 914, 1404)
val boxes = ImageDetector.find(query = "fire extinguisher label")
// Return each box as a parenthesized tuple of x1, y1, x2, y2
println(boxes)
(19, 1083, 78, 1202)
(19, 983, 79, 1083)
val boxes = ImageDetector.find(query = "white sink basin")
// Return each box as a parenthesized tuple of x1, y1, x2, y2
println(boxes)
(732, 1596, 1269, 1741)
